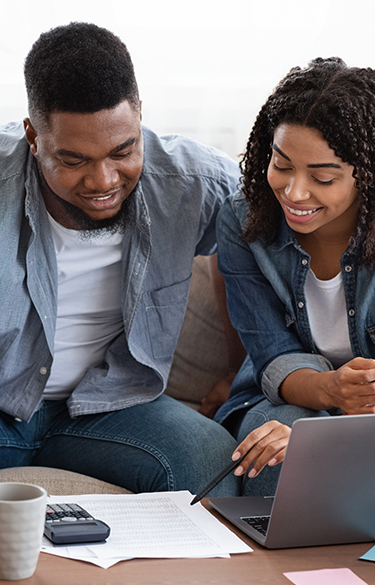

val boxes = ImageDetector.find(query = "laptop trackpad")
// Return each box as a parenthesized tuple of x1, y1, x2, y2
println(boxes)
(210, 495, 274, 518)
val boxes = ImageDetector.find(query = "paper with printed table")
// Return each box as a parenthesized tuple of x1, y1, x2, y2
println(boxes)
(41, 490, 252, 568)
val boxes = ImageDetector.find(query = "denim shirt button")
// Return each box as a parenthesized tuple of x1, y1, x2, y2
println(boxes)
(302, 259, 308, 266)
(244, 402, 250, 406)
(345, 265, 352, 272)
(39, 366, 48, 375)
(348, 309, 355, 316)
(298, 301, 304, 309)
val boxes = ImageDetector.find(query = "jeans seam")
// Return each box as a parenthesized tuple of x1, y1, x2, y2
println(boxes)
(43, 429, 175, 490)
(0, 440, 42, 449)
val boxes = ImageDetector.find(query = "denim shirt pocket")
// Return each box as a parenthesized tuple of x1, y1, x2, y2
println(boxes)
(285, 310, 296, 328)
(0, 329, 19, 356)
(145, 275, 191, 359)
(365, 324, 375, 346)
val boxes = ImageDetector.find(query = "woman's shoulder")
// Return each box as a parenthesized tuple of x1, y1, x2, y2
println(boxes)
(221, 190, 249, 223)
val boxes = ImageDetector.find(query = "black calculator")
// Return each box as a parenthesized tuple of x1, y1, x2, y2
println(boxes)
(44, 503, 111, 545)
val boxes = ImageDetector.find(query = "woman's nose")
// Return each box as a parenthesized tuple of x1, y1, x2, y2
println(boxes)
(284, 177, 311, 202)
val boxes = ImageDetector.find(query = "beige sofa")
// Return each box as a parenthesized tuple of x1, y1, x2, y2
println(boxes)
(0, 256, 230, 495)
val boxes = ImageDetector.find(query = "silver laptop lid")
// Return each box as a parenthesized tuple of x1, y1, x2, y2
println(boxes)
(265, 414, 375, 547)
(211, 414, 375, 548)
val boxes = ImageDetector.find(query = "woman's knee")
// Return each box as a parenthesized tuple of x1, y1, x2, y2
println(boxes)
(236, 399, 329, 443)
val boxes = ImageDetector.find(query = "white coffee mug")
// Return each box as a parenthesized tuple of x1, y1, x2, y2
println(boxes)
(0, 482, 47, 580)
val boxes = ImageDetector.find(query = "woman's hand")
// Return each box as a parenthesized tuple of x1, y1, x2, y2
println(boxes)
(231, 421, 291, 479)
(323, 357, 375, 414)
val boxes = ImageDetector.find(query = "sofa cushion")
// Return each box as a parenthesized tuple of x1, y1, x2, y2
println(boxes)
(165, 255, 229, 407)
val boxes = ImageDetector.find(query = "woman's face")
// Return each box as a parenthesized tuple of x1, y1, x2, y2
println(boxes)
(267, 123, 359, 238)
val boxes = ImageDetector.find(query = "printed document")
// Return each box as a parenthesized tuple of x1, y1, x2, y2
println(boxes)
(41, 491, 252, 568)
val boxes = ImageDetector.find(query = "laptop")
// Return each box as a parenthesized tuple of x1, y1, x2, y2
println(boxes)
(209, 414, 375, 548)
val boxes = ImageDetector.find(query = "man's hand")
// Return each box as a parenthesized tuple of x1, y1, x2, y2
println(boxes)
(231, 421, 291, 478)
(198, 372, 236, 419)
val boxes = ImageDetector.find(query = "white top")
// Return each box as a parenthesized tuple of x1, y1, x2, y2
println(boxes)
(44, 214, 124, 399)
(305, 269, 353, 369)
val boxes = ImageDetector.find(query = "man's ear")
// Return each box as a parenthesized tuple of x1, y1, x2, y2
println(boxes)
(23, 118, 38, 156)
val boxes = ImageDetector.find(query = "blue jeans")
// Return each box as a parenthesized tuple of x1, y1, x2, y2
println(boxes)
(233, 398, 330, 497)
(0, 396, 241, 496)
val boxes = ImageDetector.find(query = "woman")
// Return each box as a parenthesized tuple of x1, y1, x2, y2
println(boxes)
(216, 57, 375, 496)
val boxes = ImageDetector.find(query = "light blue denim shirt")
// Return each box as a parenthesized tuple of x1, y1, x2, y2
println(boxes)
(0, 122, 240, 422)
(215, 191, 375, 424)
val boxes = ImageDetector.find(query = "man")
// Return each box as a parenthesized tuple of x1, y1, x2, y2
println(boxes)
(0, 22, 241, 496)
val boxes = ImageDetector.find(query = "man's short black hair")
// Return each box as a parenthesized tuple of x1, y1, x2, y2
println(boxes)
(24, 22, 139, 124)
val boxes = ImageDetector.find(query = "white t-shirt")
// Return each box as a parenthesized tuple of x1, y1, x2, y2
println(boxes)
(305, 269, 353, 369)
(44, 214, 124, 399)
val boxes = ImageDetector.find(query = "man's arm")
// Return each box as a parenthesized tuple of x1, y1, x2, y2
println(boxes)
(198, 254, 246, 419)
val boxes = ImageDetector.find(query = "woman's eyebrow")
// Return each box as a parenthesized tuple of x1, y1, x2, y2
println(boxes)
(272, 144, 290, 160)
(272, 144, 342, 169)
(308, 162, 342, 169)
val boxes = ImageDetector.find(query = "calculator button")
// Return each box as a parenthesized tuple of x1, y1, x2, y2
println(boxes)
(61, 517, 77, 522)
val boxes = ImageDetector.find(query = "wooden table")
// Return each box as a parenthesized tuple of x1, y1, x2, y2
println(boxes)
(8, 501, 375, 585)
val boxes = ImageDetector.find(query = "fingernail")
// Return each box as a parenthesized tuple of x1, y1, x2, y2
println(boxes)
(269, 458, 277, 466)
(234, 466, 243, 475)
(248, 468, 257, 478)
(232, 451, 241, 461)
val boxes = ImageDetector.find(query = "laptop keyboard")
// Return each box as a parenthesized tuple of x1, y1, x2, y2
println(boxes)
(241, 515, 270, 536)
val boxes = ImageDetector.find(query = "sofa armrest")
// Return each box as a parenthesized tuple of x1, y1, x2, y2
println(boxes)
(0, 466, 130, 496)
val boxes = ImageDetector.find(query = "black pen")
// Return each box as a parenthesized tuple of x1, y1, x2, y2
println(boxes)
(190, 451, 250, 506)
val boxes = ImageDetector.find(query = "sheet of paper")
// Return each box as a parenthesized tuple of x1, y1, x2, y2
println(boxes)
(283, 568, 369, 585)
(41, 491, 252, 568)
(360, 545, 375, 562)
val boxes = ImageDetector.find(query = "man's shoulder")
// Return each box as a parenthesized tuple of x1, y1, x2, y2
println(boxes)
(0, 121, 29, 181)
(141, 126, 239, 183)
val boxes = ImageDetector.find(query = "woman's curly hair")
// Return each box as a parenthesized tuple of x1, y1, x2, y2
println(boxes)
(241, 57, 375, 267)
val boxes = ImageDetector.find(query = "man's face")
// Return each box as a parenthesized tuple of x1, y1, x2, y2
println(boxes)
(24, 100, 144, 230)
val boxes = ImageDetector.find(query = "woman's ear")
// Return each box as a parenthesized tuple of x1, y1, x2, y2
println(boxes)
(23, 118, 38, 157)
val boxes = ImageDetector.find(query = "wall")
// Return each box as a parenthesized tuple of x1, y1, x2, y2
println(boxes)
(0, 0, 373, 160)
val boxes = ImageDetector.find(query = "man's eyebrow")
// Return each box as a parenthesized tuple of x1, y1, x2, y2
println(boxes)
(110, 138, 137, 155)
(55, 148, 88, 159)
(55, 138, 137, 159)
(272, 144, 342, 169)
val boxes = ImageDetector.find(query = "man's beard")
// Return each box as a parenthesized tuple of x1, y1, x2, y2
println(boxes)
(36, 161, 136, 237)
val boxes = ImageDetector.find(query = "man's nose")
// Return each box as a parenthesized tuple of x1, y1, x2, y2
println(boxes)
(83, 161, 119, 193)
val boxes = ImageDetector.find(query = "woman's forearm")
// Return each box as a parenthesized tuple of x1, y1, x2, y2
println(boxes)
(280, 359, 375, 414)
(279, 368, 337, 410)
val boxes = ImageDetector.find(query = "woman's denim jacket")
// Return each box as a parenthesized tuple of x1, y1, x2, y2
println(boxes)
(214, 192, 375, 424)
